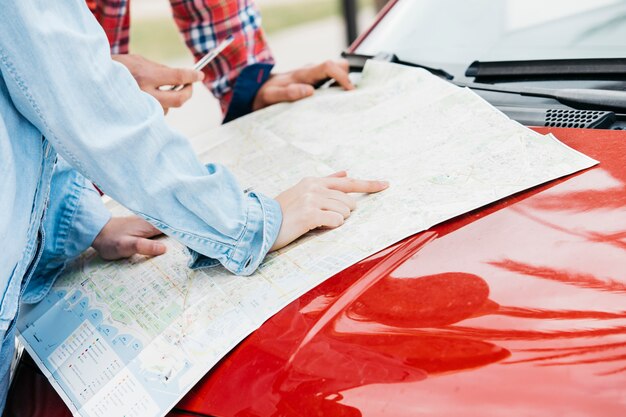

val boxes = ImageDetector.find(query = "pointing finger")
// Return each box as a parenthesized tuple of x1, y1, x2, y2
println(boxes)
(324, 177, 390, 194)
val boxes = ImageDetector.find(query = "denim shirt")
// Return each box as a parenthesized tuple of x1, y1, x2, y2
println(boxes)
(21, 158, 112, 304)
(0, 1, 282, 408)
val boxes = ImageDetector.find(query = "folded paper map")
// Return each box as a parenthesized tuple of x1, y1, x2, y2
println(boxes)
(18, 61, 597, 417)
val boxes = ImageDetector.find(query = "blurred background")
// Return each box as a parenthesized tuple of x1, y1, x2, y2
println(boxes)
(128, 0, 388, 144)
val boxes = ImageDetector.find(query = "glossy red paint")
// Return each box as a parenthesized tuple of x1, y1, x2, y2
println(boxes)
(173, 128, 626, 417)
(7, 128, 626, 417)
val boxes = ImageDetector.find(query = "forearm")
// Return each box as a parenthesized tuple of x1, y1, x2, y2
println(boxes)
(23, 159, 111, 303)
(169, 0, 274, 112)
(0, 0, 280, 275)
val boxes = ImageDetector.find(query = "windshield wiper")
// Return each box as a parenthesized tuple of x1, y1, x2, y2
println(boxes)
(455, 81, 626, 113)
(466, 58, 626, 81)
(342, 52, 626, 112)
(341, 52, 454, 80)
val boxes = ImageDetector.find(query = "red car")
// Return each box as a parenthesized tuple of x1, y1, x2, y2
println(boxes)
(7, 0, 626, 416)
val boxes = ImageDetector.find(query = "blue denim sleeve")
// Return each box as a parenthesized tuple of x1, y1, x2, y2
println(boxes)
(22, 159, 111, 304)
(0, 1, 282, 276)
(223, 63, 274, 123)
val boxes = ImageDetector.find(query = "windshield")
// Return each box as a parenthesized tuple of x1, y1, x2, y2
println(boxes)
(356, 0, 626, 79)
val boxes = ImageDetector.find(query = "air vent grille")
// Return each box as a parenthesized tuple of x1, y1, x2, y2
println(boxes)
(544, 109, 613, 129)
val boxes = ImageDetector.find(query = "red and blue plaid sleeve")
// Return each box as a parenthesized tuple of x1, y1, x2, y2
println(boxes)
(169, 0, 274, 113)
(85, 0, 131, 54)
(88, 0, 274, 113)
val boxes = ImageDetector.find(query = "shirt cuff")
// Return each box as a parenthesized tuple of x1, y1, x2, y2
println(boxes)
(223, 62, 274, 123)
(187, 191, 282, 275)
(22, 163, 111, 304)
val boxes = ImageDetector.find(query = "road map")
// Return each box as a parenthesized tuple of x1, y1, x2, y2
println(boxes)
(17, 61, 597, 417)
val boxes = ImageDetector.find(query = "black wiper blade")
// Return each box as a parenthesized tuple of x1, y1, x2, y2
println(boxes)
(341, 52, 454, 80)
(341, 53, 626, 112)
(467, 58, 626, 81)
(456, 80, 626, 113)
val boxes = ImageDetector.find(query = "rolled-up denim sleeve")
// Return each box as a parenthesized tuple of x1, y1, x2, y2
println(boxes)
(0, 1, 282, 276)
(23, 159, 111, 304)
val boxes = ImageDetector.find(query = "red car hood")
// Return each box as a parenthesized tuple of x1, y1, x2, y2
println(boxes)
(7, 128, 626, 417)
(175, 127, 626, 417)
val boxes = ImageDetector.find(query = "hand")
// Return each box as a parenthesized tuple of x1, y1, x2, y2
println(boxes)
(271, 171, 389, 251)
(253, 59, 354, 111)
(112, 54, 204, 114)
(92, 216, 167, 260)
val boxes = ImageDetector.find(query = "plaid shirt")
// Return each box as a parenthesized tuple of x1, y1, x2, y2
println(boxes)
(86, 0, 275, 113)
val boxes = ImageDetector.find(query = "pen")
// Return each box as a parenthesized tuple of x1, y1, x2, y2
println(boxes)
(168, 35, 234, 91)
